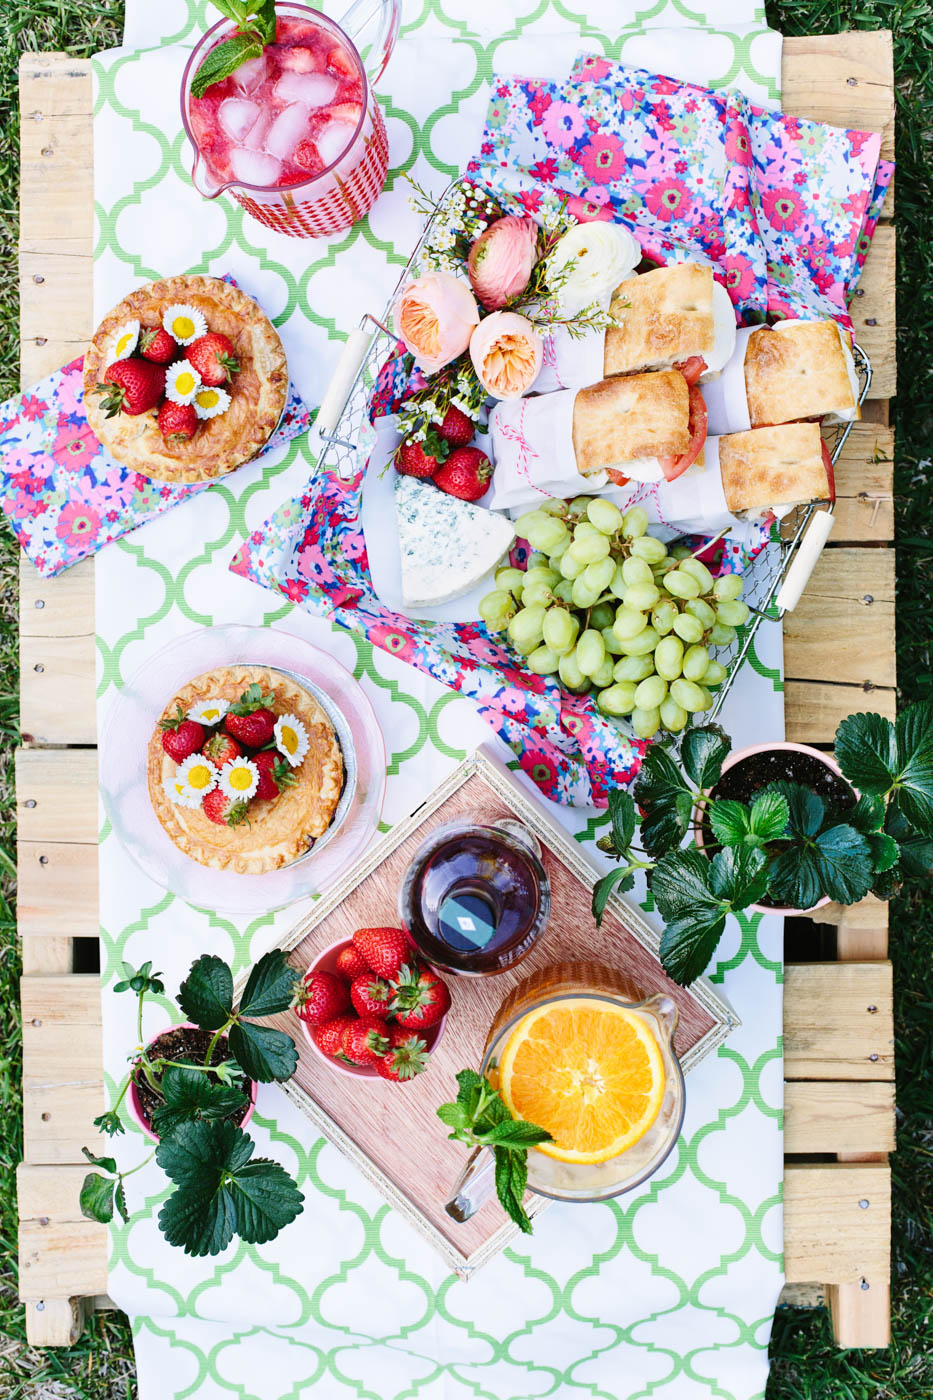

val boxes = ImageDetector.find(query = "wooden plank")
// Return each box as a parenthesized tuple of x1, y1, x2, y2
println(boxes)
(784, 1081, 895, 1155)
(16, 749, 98, 844)
(784, 681, 896, 746)
(19, 636, 97, 747)
(827, 1280, 891, 1349)
(784, 1162, 890, 1283)
(782, 33, 894, 160)
(848, 225, 896, 398)
(18, 844, 99, 939)
(779, 1283, 826, 1309)
(784, 963, 893, 1081)
(19, 555, 95, 639)
(23, 1297, 91, 1348)
(808, 893, 890, 960)
(22, 976, 105, 1162)
(827, 422, 893, 543)
(784, 549, 896, 689)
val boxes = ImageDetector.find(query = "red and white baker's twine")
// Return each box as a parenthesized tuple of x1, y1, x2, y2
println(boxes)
(496, 401, 559, 499)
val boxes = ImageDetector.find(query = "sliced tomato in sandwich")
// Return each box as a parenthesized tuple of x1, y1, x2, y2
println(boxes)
(658, 384, 708, 483)
(821, 440, 836, 504)
(674, 356, 708, 388)
(605, 469, 631, 488)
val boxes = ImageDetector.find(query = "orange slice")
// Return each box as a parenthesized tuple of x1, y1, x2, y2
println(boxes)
(498, 999, 666, 1165)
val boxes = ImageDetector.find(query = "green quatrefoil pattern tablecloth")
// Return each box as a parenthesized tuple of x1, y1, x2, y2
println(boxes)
(94, 4, 786, 1396)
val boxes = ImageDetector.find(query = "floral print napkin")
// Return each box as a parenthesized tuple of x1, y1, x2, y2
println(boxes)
(468, 55, 893, 327)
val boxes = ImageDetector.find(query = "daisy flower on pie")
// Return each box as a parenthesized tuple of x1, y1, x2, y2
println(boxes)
(193, 385, 231, 421)
(108, 320, 140, 365)
(187, 697, 229, 726)
(162, 303, 207, 346)
(165, 753, 218, 808)
(274, 714, 310, 767)
(219, 756, 259, 801)
(165, 359, 202, 405)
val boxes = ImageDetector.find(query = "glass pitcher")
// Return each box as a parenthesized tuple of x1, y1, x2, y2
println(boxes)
(180, 0, 400, 238)
(445, 961, 686, 1217)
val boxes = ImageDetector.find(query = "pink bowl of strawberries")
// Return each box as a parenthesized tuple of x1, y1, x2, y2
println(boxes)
(295, 926, 450, 1082)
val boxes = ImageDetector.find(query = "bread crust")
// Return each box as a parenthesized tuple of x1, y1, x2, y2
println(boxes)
(604, 263, 714, 375)
(572, 372, 689, 475)
(148, 665, 343, 874)
(83, 275, 289, 483)
(744, 320, 857, 426)
(719, 423, 829, 512)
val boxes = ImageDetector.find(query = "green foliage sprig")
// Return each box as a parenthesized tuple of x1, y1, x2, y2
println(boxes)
(80, 951, 304, 1256)
(191, 1, 277, 99)
(593, 704, 933, 986)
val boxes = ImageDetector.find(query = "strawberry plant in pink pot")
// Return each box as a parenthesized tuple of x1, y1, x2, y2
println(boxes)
(80, 952, 304, 1255)
(592, 705, 933, 985)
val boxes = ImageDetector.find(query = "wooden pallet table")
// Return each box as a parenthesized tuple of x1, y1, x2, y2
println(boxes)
(15, 32, 897, 1351)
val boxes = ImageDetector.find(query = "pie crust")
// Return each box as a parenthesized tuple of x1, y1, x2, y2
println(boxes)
(83, 275, 289, 484)
(148, 665, 344, 875)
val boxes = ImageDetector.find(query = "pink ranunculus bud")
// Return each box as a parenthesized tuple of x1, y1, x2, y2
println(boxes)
(469, 311, 542, 401)
(395, 273, 480, 373)
(467, 215, 540, 311)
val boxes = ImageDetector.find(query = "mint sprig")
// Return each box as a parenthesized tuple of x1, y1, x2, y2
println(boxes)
(191, 1, 278, 99)
(438, 1069, 551, 1234)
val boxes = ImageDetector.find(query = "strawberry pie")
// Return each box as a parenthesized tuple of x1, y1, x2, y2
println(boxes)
(84, 274, 288, 484)
(148, 665, 343, 874)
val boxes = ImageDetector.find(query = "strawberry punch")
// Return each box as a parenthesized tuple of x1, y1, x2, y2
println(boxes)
(182, 1, 399, 237)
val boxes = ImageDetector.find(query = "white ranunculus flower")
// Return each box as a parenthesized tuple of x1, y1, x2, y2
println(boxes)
(546, 223, 641, 313)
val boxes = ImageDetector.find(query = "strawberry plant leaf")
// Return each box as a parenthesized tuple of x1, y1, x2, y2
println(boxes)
(748, 789, 790, 844)
(608, 787, 636, 854)
(681, 724, 731, 790)
(228, 1020, 298, 1083)
(191, 33, 263, 100)
(660, 911, 727, 987)
(178, 955, 234, 1030)
(156, 1120, 303, 1256)
(93, 1108, 125, 1137)
(708, 844, 769, 910)
(633, 746, 695, 857)
(835, 712, 898, 795)
(650, 848, 722, 924)
(885, 806, 933, 877)
(867, 832, 900, 874)
(592, 865, 635, 927)
(894, 703, 933, 832)
(709, 799, 752, 847)
(82, 1146, 117, 1174)
(239, 949, 301, 1019)
(847, 794, 886, 835)
(651, 846, 767, 986)
(114, 1180, 130, 1224)
(80, 1172, 117, 1224)
(768, 823, 872, 910)
(150, 1064, 248, 1138)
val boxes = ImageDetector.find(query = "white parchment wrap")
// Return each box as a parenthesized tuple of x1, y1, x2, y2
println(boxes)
(487, 389, 609, 509)
(702, 325, 756, 434)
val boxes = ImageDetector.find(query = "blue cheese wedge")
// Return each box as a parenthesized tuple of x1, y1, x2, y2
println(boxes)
(395, 475, 515, 608)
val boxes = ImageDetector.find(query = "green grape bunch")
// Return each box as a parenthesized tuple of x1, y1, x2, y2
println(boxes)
(477, 496, 750, 741)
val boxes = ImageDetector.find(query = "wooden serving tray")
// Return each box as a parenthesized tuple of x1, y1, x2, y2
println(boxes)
(250, 747, 738, 1276)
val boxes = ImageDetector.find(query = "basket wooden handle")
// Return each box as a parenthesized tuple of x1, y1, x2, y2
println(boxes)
(776, 510, 836, 613)
(317, 327, 373, 435)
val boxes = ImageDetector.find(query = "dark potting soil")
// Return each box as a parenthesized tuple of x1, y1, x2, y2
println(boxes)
(134, 1026, 252, 1131)
(712, 748, 854, 812)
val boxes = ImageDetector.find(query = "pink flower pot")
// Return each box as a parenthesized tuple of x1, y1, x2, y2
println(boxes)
(694, 740, 854, 918)
(299, 936, 448, 1079)
(127, 1022, 257, 1143)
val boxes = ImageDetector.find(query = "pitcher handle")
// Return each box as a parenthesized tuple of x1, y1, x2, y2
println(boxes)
(444, 1145, 497, 1224)
(337, 0, 400, 85)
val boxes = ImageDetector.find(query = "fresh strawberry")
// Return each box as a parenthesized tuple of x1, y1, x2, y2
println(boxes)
(435, 405, 475, 446)
(395, 438, 444, 480)
(375, 1032, 429, 1083)
(187, 333, 240, 387)
(433, 446, 492, 502)
(341, 1016, 391, 1066)
(327, 45, 357, 77)
(312, 1015, 357, 1059)
(201, 789, 249, 827)
(334, 944, 371, 982)
(159, 704, 205, 762)
(201, 730, 241, 769)
(139, 326, 178, 364)
(92, 359, 165, 417)
(352, 927, 412, 981)
(350, 972, 393, 1020)
(293, 139, 323, 175)
(158, 400, 198, 444)
(253, 749, 298, 802)
(294, 970, 350, 1027)
(224, 683, 277, 747)
(390, 962, 451, 1031)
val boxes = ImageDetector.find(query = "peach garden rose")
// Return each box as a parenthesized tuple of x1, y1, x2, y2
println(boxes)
(467, 215, 539, 310)
(469, 311, 542, 400)
(395, 272, 480, 373)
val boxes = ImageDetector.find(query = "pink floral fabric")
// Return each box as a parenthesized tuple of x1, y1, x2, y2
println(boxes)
(469, 57, 893, 328)
(0, 275, 312, 577)
(229, 462, 645, 808)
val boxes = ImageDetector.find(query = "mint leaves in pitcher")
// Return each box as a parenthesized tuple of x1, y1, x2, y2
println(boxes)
(191, 1, 278, 98)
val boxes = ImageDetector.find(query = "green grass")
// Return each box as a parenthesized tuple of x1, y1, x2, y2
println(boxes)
(0, 1, 931, 1397)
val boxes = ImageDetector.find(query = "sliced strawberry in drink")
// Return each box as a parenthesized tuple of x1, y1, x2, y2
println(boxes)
(328, 101, 363, 126)
(327, 45, 357, 78)
(293, 139, 323, 175)
(279, 46, 322, 72)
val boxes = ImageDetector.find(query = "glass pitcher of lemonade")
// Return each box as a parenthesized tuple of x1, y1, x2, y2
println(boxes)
(181, 0, 399, 237)
(445, 962, 685, 1216)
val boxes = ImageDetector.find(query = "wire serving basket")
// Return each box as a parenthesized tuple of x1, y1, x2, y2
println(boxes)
(313, 178, 873, 724)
